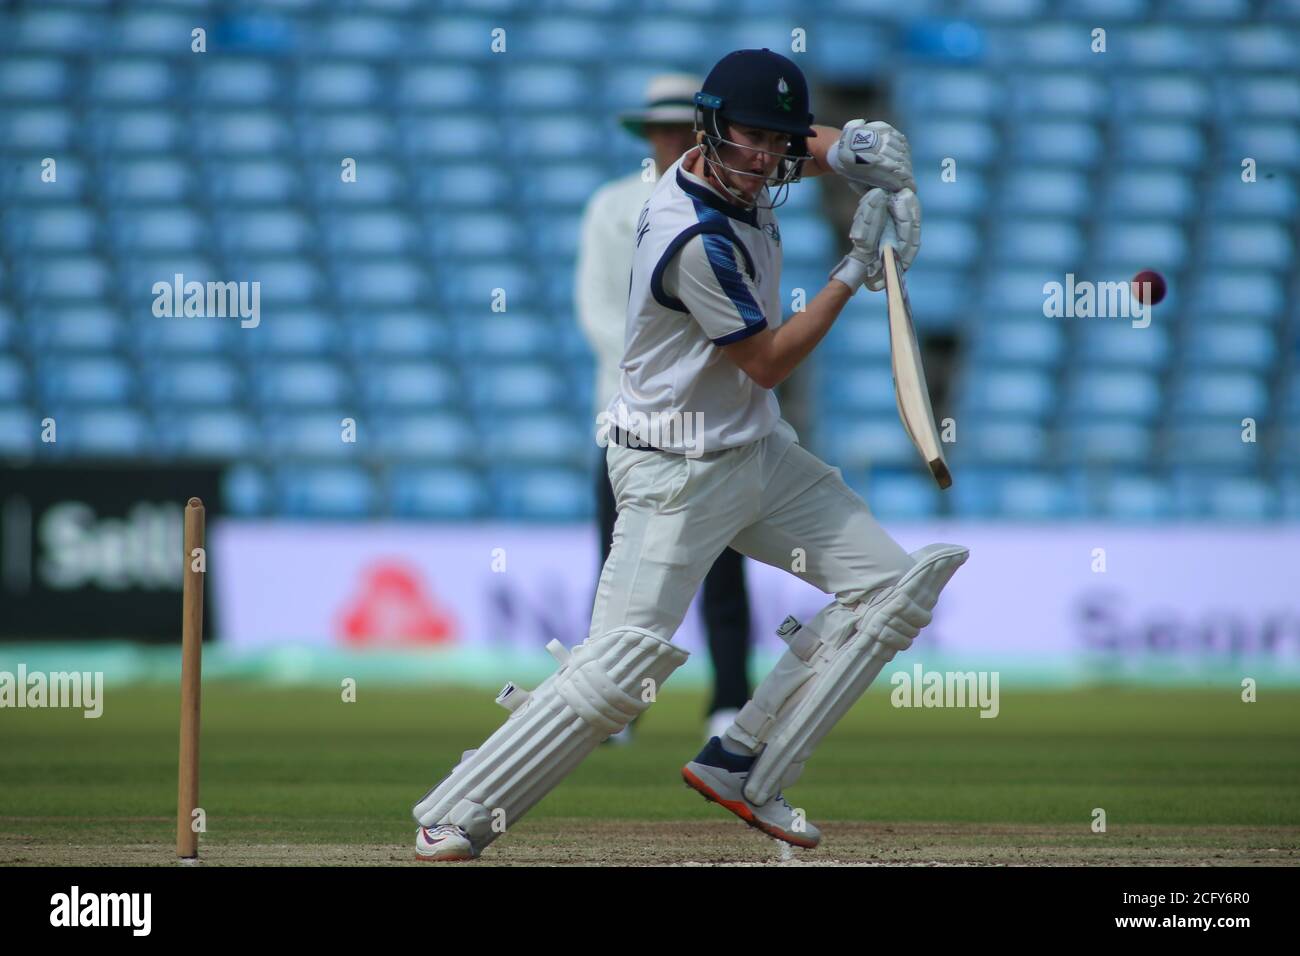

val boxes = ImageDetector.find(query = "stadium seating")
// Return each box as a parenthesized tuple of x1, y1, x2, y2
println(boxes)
(0, 0, 1295, 523)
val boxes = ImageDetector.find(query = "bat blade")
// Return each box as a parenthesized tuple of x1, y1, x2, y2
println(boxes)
(882, 244, 952, 490)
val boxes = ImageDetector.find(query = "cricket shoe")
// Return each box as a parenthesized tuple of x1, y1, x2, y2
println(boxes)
(682, 737, 821, 849)
(415, 824, 477, 862)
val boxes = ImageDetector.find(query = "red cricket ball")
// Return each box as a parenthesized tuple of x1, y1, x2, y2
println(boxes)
(1131, 269, 1167, 306)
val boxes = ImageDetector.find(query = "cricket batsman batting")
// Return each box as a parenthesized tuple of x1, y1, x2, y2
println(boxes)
(412, 48, 968, 861)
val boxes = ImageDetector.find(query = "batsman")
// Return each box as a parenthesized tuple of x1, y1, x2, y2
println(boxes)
(413, 48, 968, 861)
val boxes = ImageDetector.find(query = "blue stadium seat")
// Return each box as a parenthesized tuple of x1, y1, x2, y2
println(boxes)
(148, 358, 243, 406)
(15, 9, 105, 52)
(335, 260, 428, 308)
(951, 419, 1049, 466)
(1104, 170, 1196, 218)
(371, 412, 480, 464)
(216, 208, 312, 254)
(58, 408, 150, 456)
(500, 65, 586, 110)
(1115, 123, 1205, 168)
(389, 466, 489, 519)
(223, 464, 270, 516)
(1208, 172, 1296, 219)
(3, 107, 75, 150)
(855, 471, 941, 519)
(7, 205, 97, 251)
(311, 161, 407, 205)
(416, 165, 510, 208)
(493, 466, 592, 520)
(961, 367, 1056, 418)
(899, 69, 1001, 115)
(994, 219, 1084, 267)
(519, 18, 612, 62)
(999, 168, 1089, 216)
(514, 117, 603, 160)
(195, 110, 292, 156)
(1063, 369, 1161, 420)
(0, 57, 68, 100)
(360, 362, 460, 410)
(397, 65, 488, 110)
(468, 361, 567, 411)
(1115, 75, 1209, 118)
(971, 320, 1064, 366)
(1189, 272, 1284, 321)
(163, 410, 260, 459)
(317, 15, 407, 57)
(1202, 223, 1292, 270)
(209, 159, 298, 204)
(528, 164, 612, 208)
(1229, 74, 1300, 119)
(103, 158, 191, 202)
(1091, 473, 1175, 520)
(111, 208, 207, 253)
(297, 64, 382, 107)
(0, 358, 26, 403)
(1073, 324, 1169, 368)
(1181, 323, 1276, 370)
(193, 61, 280, 104)
(1095, 221, 1188, 270)
(301, 114, 397, 156)
(1226, 122, 1300, 169)
(1220, 26, 1297, 68)
(1012, 121, 1101, 166)
(917, 171, 989, 215)
(430, 213, 524, 259)
(821, 417, 916, 469)
(263, 411, 365, 460)
(276, 465, 378, 518)
(1170, 371, 1269, 418)
(437, 262, 535, 309)
(821, 364, 896, 413)
(402, 115, 499, 158)
(1009, 71, 1105, 117)
(244, 311, 340, 356)
(0, 406, 37, 455)
(29, 308, 123, 352)
(114, 11, 195, 54)
(350, 312, 450, 358)
(241, 259, 325, 306)
(90, 59, 174, 103)
(1057, 422, 1154, 466)
(25, 256, 113, 301)
(1163, 423, 1262, 467)
(484, 414, 590, 466)
(324, 210, 419, 256)
(255, 360, 351, 408)
(910, 118, 998, 166)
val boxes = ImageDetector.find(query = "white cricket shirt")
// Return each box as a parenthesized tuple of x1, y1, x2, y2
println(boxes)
(605, 146, 785, 455)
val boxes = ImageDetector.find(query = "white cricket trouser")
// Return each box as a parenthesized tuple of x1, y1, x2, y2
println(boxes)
(589, 419, 914, 645)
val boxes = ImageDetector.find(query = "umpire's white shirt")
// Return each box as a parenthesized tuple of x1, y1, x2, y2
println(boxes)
(575, 170, 655, 422)
(606, 146, 784, 455)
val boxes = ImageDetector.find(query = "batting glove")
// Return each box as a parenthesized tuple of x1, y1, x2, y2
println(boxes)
(827, 119, 916, 195)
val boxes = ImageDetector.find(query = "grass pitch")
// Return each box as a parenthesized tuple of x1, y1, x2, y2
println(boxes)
(2, 683, 1298, 865)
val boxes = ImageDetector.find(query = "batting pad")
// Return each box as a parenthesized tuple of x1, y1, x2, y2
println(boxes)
(741, 543, 969, 807)
(412, 626, 689, 852)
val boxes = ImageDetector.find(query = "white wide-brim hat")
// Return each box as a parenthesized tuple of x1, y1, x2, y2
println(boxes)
(618, 72, 701, 138)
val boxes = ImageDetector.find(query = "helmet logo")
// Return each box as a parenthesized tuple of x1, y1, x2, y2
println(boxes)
(776, 76, 792, 112)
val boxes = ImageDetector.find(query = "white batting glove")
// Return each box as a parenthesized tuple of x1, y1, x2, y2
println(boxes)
(829, 187, 889, 293)
(826, 119, 916, 195)
(830, 186, 923, 294)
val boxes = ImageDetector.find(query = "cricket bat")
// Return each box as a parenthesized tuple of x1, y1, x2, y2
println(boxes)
(881, 243, 952, 490)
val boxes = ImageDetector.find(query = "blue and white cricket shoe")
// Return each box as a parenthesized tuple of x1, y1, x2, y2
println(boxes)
(415, 823, 477, 862)
(682, 737, 821, 848)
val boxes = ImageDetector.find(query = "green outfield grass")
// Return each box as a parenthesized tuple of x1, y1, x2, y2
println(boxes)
(2, 684, 1298, 864)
